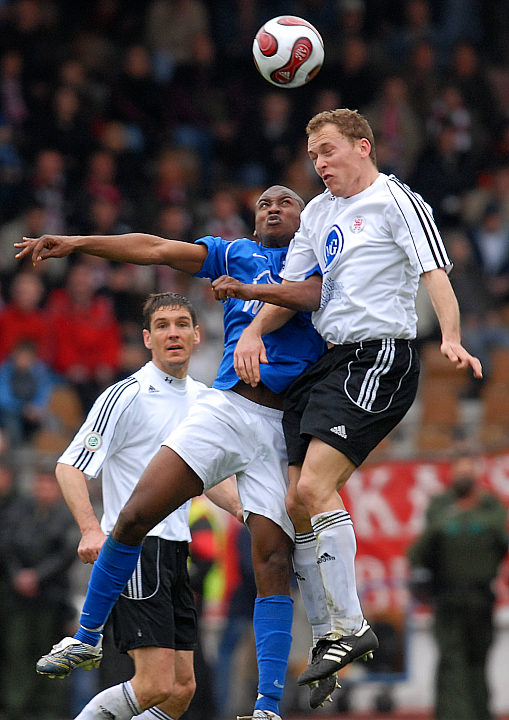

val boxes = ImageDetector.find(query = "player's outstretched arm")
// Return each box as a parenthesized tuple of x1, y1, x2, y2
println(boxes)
(55, 462, 106, 564)
(212, 274, 322, 311)
(14, 233, 208, 274)
(421, 268, 483, 379)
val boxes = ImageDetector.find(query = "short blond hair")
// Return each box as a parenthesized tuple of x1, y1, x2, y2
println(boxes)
(306, 108, 377, 165)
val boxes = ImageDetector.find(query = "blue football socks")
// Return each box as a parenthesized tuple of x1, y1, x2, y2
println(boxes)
(253, 594, 293, 716)
(74, 534, 142, 646)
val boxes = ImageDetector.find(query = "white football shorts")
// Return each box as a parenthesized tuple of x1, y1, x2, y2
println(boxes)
(163, 388, 294, 540)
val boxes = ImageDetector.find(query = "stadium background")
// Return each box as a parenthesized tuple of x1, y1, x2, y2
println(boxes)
(1, 0, 509, 718)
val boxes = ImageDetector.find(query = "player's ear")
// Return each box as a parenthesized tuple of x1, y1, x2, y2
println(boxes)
(253, 229, 257, 237)
(193, 324, 201, 346)
(142, 328, 152, 350)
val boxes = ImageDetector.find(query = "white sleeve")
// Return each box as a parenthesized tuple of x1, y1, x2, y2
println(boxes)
(280, 215, 320, 281)
(58, 377, 140, 479)
(385, 177, 452, 275)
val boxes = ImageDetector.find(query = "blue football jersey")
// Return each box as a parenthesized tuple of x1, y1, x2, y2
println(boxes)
(194, 236, 326, 394)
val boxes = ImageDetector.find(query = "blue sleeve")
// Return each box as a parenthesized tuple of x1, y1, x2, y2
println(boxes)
(193, 236, 229, 280)
(306, 264, 323, 279)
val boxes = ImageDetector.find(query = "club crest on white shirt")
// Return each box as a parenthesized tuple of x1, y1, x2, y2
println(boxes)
(84, 431, 102, 451)
(351, 216, 366, 233)
(324, 225, 344, 270)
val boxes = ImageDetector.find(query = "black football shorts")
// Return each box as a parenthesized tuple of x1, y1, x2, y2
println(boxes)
(283, 339, 420, 467)
(111, 536, 197, 653)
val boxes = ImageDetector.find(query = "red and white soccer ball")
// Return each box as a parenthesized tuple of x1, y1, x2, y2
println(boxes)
(253, 16, 324, 89)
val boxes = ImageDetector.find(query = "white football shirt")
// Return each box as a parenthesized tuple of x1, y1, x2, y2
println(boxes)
(281, 173, 452, 345)
(58, 361, 206, 541)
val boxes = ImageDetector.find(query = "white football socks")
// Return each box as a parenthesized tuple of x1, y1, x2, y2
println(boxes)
(311, 510, 364, 636)
(138, 708, 175, 719)
(75, 680, 141, 719)
(293, 531, 331, 643)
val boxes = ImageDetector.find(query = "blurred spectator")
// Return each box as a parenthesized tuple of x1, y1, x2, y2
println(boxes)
(0, 201, 52, 279)
(167, 31, 226, 190)
(410, 120, 478, 227)
(0, 0, 60, 102)
(335, 0, 367, 42)
(46, 262, 122, 412)
(86, 194, 131, 236)
(111, 43, 163, 150)
(26, 148, 68, 234)
(385, 0, 436, 64)
(239, 91, 298, 187)
(365, 74, 423, 180)
(196, 188, 249, 244)
(449, 41, 501, 134)
(69, 148, 123, 232)
(95, 120, 149, 212)
(152, 146, 199, 207)
(0, 270, 52, 363)
(57, 57, 109, 124)
(0, 339, 55, 445)
(185, 496, 225, 720)
(215, 520, 256, 719)
(404, 39, 440, 119)
(33, 85, 92, 170)
(408, 453, 508, 720)
(0, 116, 24, 221)
(330, 36, 378, 112)
(0, 49, 28, 128)
(435, 0, 483, 61)
(462, 163, 509, 227)
(427, 84, 481, 155)
(145, 0, 211, 83)
(446, 230, 509, 387)
(0, 455, 20, 716)
(467, 202, 509, 307)
(152, 202, 194, 296)
(2, 464, 77, 719)
(490, 121, 509, 168)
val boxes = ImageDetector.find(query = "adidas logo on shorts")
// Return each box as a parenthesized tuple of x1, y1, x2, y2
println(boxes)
(330, 424, 347, 438)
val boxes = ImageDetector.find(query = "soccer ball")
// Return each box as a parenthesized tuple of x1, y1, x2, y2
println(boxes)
(253, 16, 324, 89)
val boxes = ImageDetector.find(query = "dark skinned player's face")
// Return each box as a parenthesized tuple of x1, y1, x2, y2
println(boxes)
(254, 187, 302, 248)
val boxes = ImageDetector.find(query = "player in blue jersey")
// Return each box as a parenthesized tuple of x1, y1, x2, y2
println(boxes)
(16, 186, 334, 720)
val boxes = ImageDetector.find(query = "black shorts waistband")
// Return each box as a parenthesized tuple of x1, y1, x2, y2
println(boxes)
(327, 338, 415, 351)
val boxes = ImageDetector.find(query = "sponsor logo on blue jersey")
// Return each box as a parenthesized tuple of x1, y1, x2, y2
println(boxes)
(324, 225, 344, 270)
(242, 269, 279, 316)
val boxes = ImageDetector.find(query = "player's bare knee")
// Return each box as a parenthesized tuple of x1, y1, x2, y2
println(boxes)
(133, 678, 173, 708)
(174, 675, 196, 710)
(113, 507, 151, 544)
(252, 540, 293, 593)
(285, 489, 309, 526)
(297, 474, 346, 511)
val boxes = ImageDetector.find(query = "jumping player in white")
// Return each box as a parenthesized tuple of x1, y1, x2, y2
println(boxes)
(211, 109, 483, 692)
(16, 185, 335, 718)
(48, 292, 241, 720)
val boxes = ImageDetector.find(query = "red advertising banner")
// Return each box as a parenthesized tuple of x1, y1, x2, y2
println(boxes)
(342, 453, 509, 616)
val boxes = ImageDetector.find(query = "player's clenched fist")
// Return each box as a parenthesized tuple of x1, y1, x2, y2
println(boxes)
(212, 275, 255, 301)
